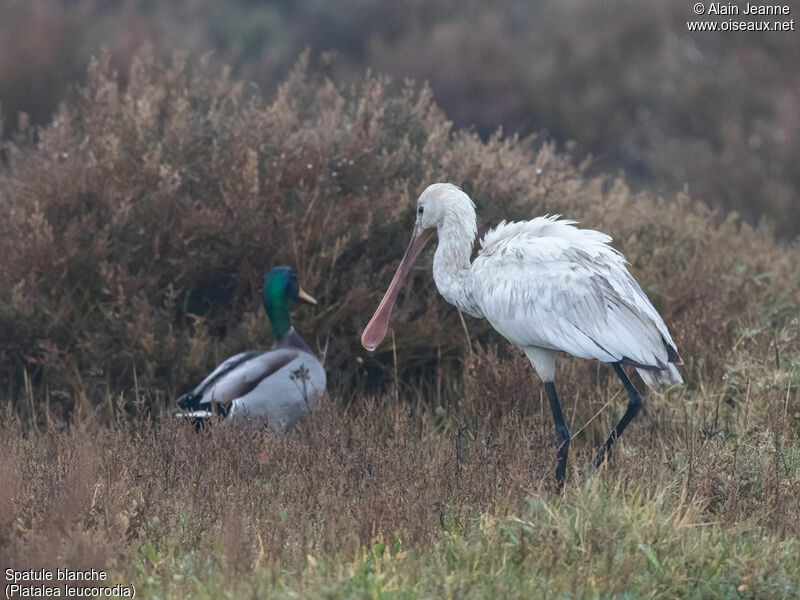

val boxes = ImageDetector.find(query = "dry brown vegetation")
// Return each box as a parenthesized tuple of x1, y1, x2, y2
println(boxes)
(0, 43, 799, 599)
(1, 48, 798, 418)
(1, 355, 799, 596)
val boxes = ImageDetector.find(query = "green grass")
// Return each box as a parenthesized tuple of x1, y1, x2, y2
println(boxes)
(124, 480, 799, 599)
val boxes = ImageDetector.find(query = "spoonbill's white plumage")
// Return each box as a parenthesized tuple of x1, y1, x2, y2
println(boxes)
(362, 183, 682, 486)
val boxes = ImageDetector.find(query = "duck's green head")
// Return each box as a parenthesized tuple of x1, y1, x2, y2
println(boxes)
(262, 266, 317, 341)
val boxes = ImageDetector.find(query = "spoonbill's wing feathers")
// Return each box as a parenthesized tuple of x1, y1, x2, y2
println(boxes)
(472, 217, 680, 378)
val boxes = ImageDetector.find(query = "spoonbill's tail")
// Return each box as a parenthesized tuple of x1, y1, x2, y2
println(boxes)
(636, 363, 683, 388)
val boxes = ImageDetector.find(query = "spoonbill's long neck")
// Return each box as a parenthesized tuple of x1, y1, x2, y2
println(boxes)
(432, 215, 480, 317)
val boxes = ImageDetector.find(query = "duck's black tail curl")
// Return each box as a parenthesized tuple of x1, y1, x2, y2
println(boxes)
(175, 391, 230, 431)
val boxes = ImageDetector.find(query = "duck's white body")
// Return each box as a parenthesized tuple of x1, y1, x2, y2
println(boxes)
(177, 328, 326, 431)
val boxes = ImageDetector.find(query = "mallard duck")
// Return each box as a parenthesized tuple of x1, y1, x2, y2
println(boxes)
(176, 266, 326, 430)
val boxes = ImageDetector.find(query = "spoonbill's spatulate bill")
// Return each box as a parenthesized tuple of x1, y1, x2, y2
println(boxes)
(176, 266, 326, 431)
(362, 183, 682, 487)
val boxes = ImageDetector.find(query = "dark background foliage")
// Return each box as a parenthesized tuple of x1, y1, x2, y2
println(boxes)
(1, 0, 799, 236)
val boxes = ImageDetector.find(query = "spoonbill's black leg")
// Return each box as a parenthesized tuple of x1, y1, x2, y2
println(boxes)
(545, 381, 570, 489)
(595, 362, 642, 468)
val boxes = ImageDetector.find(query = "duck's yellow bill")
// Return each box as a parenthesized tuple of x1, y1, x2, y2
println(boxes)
(298, 287, 318, 305)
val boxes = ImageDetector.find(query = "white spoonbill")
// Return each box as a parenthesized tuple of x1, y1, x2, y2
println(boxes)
(362, 183, 682, 487)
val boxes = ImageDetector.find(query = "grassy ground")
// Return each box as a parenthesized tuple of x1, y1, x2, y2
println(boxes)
(3, 338, 799, 598)
(1, 50, 799, 598)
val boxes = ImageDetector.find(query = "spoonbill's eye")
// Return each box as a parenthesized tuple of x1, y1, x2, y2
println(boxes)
(418, 206, 424, 215)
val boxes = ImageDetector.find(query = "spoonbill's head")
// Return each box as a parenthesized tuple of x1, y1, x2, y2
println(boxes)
(414, 183, 476, 231)
(263, 266, 318, 341)
(361, 183, 475, 351)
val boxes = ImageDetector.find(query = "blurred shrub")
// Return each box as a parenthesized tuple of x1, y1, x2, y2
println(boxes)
(1, 47, 798, 414)
(1, 0, 799, 236)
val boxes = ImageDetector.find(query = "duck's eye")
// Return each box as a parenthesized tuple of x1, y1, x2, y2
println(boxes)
(417, 206, 424, 215)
